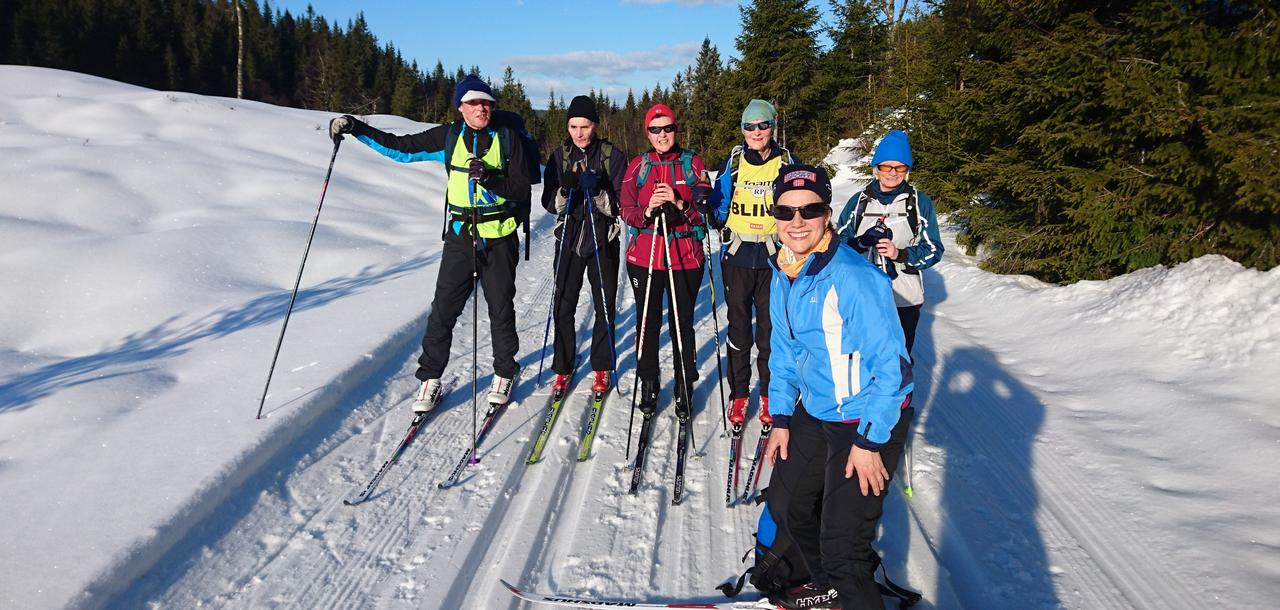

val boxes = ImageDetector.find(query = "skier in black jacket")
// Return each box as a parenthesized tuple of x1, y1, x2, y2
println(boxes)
(540, 95, 629, 395)
(329, 75, 534, 411)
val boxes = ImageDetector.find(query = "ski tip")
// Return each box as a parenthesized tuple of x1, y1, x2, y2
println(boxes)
(499, 578, 522, 594)
(342, 499, 361, 506)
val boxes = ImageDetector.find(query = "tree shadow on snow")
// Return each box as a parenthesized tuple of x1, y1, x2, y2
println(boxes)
(0, 254, 438, 413)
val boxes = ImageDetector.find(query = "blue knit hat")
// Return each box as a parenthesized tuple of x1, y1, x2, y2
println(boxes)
(871, 130, 913, 168)
(741, 99, 777, 128)
(453, 75, 496, 107)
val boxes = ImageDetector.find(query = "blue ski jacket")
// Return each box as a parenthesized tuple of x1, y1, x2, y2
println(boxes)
(767, 234, 913, 450)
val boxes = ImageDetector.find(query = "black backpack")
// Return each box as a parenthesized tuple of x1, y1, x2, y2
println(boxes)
(718, 495, 922, 608)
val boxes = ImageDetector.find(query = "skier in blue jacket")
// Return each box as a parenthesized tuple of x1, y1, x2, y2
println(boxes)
(763, 164, 913, 610)
(834, 129, 943, 355)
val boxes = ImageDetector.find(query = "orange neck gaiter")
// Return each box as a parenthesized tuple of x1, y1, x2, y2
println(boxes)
(777, 229, 832, 280)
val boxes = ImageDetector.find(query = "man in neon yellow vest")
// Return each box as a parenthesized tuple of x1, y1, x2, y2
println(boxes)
(708, 99, 799, 430)
(329, 75, 534, 410)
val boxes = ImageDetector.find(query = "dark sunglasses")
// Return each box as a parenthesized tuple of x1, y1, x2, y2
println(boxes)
(771, 202, 830, 220)
(646, 124, 677, 134)
(742, 121, 774, 132)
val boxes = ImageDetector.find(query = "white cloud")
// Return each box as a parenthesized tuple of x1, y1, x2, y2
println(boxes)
(502, 43, 701, 86)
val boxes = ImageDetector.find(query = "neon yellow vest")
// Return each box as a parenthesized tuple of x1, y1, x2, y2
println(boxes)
(726, 153, 784, 236)
(446, 132, 515, 239)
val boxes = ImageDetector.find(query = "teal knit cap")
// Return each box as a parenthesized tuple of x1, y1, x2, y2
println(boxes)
(741, 99, 777, 128)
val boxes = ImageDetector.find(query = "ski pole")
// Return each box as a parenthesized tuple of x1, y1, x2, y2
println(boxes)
(256, 137, 341, 419)
(626, 197, 661, 459)
(584, 186, 620, 392)
(469, 135, 482, 456)
(537, 185, 575, 385)
(661, 209, 695, 453)
(695, 181, 728, 436)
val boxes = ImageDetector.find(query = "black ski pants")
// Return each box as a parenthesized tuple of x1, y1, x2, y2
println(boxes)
(416, 232, 520, 381)
(897, 304, 921, 355)
(552, 239, 619, 375)
(722, 264, 771, 400)
(767, 403, 913, 610)
(626, 262, 702, 391)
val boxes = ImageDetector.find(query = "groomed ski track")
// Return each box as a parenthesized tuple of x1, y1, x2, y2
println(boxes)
(110, 183, 1232, 610)
(114, 207, 793, 609)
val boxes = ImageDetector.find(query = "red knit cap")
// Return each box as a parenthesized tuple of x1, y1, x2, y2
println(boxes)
(644, 103, 677, 128)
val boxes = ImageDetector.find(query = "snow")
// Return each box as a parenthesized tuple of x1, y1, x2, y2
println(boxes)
(2, 67, 1278, 610)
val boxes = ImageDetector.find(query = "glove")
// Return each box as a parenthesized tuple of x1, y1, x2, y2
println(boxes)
(467, 157, 487, 183)
(857, 221, 897, 278)
(659, 202, 685, 229)
(329, 115, 355, 143)
(560, 170, 579, 191)
(692, 182, 713, 206)
(578, 170, 601, 193)
(855, 223, 892, 252)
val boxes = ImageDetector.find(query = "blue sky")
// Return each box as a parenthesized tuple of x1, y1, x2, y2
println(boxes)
(269, 0, 752, 108)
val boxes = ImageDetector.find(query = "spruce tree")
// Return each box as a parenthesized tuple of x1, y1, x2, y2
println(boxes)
(919, 0, 1279, 280)
(729, 0, 823, 159)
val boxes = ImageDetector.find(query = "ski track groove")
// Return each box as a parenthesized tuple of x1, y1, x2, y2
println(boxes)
(269, 373, 473, 609)
(438, 299, 599, 607)
(144, 220, 783, 608)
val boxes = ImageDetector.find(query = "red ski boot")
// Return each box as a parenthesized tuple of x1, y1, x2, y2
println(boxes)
(551, 373, 571, 394)
(728, 397, 749, 426)
(591, 370, 611, 393)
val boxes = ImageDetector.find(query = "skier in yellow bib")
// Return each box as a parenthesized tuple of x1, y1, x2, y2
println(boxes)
(707, 99, 799, 429)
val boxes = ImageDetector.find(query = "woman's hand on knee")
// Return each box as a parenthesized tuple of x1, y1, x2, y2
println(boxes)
(766, 428, 790, 465)
(846, 446, 889, 496)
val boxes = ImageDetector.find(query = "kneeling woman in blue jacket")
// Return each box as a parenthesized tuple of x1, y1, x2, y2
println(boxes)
(764, 164, 913, 610)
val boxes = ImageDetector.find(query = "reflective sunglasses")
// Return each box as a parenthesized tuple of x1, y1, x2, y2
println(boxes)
(647, 124, 677, 134)
(742, 121, 774, 132)
(875, 163, 909, 174)
(771, 202, 830, 221)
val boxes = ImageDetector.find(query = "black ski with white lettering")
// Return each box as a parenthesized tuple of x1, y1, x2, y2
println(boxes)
(672, 414, 690, 505)
(345, 379, 454, 506)
(628, 412, 655, 494)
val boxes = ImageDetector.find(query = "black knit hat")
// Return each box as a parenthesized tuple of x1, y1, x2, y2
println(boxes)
(773, 164, 833, 205)
(566, 95, 600, 124)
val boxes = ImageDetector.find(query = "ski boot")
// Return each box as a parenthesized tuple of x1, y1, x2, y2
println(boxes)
(759, 395, 772, 425)
(728, 397, 749, 426)
(551, 372, 572, 393)
(638, 379, 659, 415)
(488, 372, 516, 405)
(674, 381, 693, 423)
(591, 370, 611, 393)
(412, 379, 444, 414)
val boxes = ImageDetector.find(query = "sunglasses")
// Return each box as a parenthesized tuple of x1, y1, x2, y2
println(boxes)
(742, 121, 774, 132)
(647, 124, 677, 134)
(771, 202, 830, 221)
(875, 163, 909, 174)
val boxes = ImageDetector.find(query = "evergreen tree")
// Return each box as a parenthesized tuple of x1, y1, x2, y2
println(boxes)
(729, 0, 824, 159)
(819, 0, 885, 142)
(918, 0, 1280, 280)
(686, 37, 724, 160)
